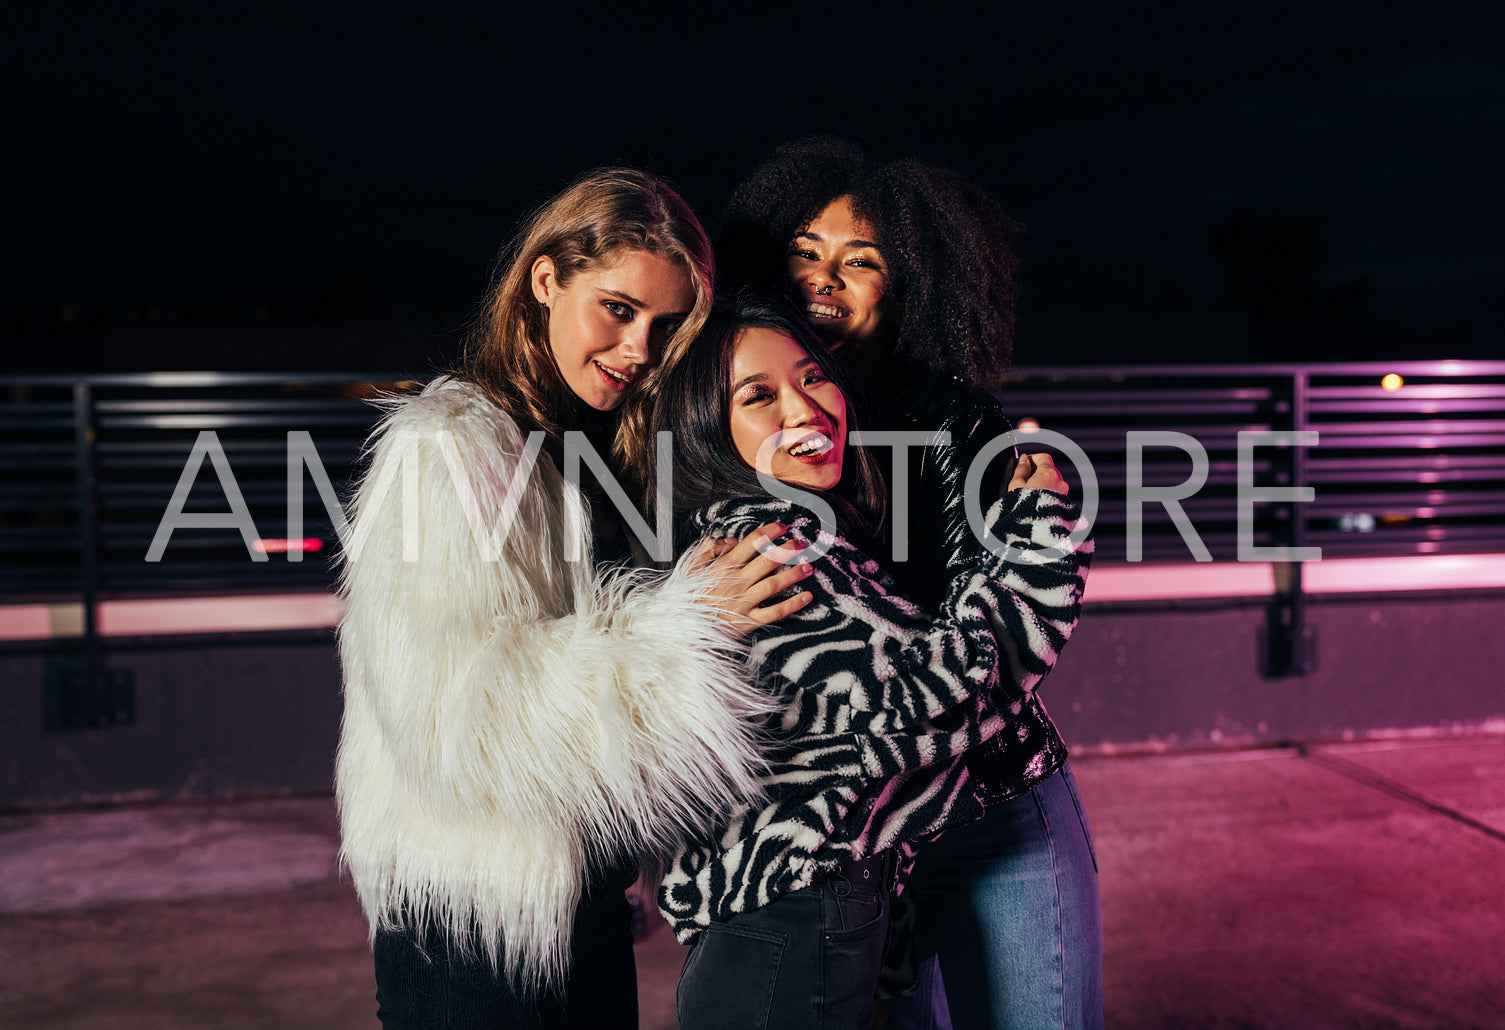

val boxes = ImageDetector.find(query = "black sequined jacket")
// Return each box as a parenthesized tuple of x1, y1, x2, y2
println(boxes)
(863, 367, 1088, 808)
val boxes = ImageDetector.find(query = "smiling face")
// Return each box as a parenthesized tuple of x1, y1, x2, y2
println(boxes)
(787, 195, 890, 350)
(727, 326, 848, 493)
(530, 247, 696, 411)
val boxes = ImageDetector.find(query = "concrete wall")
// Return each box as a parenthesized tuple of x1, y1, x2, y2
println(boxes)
(3, 593, 1502, 810)
(1, 633, 341, 809)
(1048, 592, 1505, 751)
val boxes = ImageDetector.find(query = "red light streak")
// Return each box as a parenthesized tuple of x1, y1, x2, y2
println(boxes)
(251, 538, 325, 554)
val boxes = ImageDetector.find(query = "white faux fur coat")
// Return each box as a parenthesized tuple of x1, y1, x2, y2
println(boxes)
(334, 378, 770, 990)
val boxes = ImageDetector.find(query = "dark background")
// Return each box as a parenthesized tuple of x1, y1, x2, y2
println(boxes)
(4, 2, 1500, 375)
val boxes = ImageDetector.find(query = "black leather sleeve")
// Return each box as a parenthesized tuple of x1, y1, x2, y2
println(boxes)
(932, 397, 1020, 580)
(887, 390, 1019, 611)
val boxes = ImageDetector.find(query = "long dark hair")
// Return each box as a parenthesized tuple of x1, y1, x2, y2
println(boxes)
(720, 137, 1023, 388)
(649, 287, 886, 547)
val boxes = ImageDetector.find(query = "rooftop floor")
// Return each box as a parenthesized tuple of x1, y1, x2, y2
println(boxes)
(3, 735, 1503, 1028)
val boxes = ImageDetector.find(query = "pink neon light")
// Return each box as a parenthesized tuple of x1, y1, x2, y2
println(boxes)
(251, 538, 326, 554)
(5, 556, 1505, 643)
(99, 594, 345, 636)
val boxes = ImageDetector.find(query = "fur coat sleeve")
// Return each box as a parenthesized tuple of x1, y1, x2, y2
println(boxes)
(334, 378, 770, 990)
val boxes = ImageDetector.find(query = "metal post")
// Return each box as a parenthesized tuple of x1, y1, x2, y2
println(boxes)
(1263, 369, 1314, 677)
(72, 381, 103, 723)
(1288, 368, 1311, 672)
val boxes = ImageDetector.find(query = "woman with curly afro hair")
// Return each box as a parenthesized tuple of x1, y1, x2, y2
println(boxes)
(721, 138, 1104, 1030)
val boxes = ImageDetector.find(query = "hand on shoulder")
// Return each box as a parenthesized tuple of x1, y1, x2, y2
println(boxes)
(1008, 452, 1069, 496)
(690, 521, 815, 637)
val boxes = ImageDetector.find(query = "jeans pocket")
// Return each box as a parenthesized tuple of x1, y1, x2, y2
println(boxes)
(825, 885, 885, 939)
(821, 885, 890, 1027)
(677, 923, 787, 1030)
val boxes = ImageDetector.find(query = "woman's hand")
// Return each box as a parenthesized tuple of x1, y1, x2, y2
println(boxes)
(690, 522, 814, 637)
(1007, 452, 1070, 495)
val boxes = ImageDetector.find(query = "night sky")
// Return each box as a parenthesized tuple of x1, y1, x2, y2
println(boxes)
(5, 3, 1500, 374)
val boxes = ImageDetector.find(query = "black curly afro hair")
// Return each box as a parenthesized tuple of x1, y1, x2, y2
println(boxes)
(719, 136, 1023, 388)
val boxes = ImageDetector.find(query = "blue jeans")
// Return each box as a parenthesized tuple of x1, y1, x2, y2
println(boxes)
(885, 764, 1103, 1030)
(676, 873, 890, 1030)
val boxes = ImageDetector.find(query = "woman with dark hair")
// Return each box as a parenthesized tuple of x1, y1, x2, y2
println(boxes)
(336, 169, 816, 1029)
(722, 139, 1104, 1029)
(651, 289, 1090, 1029)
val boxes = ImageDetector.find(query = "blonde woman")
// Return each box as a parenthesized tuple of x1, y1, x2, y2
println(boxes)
(336, 169, 812, 1029)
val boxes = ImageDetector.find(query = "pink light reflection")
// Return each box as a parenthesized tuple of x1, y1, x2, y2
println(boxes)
(251, 538, 326, 555)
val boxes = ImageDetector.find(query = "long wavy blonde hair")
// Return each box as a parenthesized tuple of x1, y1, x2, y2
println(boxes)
(461, 168, 714, 485)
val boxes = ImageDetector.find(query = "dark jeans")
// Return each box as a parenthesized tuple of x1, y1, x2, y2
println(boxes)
(373, 875, 638, 1029)
(676, 874, 890, 1030)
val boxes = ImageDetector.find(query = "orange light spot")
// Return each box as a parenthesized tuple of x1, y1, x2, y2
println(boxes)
(1381, 373, 1403, 391)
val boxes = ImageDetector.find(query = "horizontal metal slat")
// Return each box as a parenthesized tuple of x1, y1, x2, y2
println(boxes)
(97, 412, 381, 430)
(1311, 398, 1505, 415)
(1308, 433, 1505, 449)
(1310, 384, 1505, 400)
(1311, 419, 1505, 435)
(95, 399, 380, 414)
(1308, 468, 1505, 486)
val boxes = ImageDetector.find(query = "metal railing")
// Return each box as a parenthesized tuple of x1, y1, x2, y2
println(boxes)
(4, 359, 1504, 716)
(998, 360, 1505, 564)
(2, 373, 412, 597)
(4, 360, 1505, 599)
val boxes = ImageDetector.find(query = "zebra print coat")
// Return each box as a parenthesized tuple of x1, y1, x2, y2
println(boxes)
(657, 486, 1091, 943)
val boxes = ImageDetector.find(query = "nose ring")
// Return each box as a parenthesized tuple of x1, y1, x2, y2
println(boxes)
(816, 284, 834, 296)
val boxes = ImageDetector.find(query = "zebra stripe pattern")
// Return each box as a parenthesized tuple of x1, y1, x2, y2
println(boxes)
(657, 487, 1091, 943)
